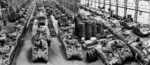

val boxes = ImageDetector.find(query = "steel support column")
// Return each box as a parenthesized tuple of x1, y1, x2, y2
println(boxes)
(124, 0, 128, 18)
(109, 0, 112, 14)
(88, 0, 89, 5)
(99, 0, 101, 7)
(109, 0, 111, 10)
(95, 0, 96, 8)
(116, 0, 118, 16)
(134, 0, 139, 22)
(103, 0, 106, 11)
(149, 9, 150, 24)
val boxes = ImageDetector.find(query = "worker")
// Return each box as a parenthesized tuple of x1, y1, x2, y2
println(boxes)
(135, 38, 141, 42)
(47, 39, 51, 47)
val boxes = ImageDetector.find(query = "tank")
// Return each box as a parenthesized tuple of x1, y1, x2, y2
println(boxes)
(32, 39, 48, 63)
(95, 39, 122, 65)
(130, 41, 150, 65)
(62, 38, 83, 60)
(94, 39, 133, 65)
(49, 28, 57, 37)
(53, 9, 61, 20)
(32, 28, 51, 47)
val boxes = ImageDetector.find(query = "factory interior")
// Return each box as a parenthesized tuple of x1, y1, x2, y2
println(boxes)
(0, 0, 150, 65)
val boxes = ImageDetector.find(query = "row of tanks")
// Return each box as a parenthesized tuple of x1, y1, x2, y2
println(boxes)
(104, 15, 150, 65)
(56, 5, 83, 60)
(0, 3, 34, 65)
(31, 4, 51, 63)
(45, 4, 57, 37)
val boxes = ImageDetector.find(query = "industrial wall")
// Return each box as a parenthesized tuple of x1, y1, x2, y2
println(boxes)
(81, 0, 150, 24)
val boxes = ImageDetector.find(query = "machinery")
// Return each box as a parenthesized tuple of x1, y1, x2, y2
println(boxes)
(58, 17, 68, 27)
(49, 28, 57, 37)
(62, 38, 83, 60)
(87, 39, 133, 65)
(129, 41, 150, 65)
(37, 26, 47, 35)
(48, 18, 57, 37)
(36, 6, 47, 28)
(132, 26, 150, 37)
(32, 39, 48, 63)
(37, 16, 46, 28)
(33, 28, 51, 46)
(82, 37, 99, 48)
(111, 40, 133, 62)
(94, 39, 122, 65)
(0, 15, 25, 65)
(8, 31, 19, 41)
(32, 21, 49, 63)
(53, 8, 62, 20)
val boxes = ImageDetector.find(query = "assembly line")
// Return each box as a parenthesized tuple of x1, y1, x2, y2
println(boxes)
(0, 0, 150, 65)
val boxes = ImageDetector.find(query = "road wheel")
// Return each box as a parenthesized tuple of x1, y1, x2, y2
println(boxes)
(86, 51, 90, 61)
(91, 49, 98, 61)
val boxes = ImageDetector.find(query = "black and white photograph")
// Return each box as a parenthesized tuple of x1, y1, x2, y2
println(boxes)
(0, 0, 150, 65)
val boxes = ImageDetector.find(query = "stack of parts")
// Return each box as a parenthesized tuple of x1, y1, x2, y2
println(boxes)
(96, 22, 107, 39)
(75, 21, 85, 39)
(97, 22, 103, 34)
(86, 49, 98, 62)
(91, 21, 97, 37)
(85, 21, 92, 40)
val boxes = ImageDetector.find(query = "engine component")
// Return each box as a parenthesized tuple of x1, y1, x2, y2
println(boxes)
(86, 49, 98, 62)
